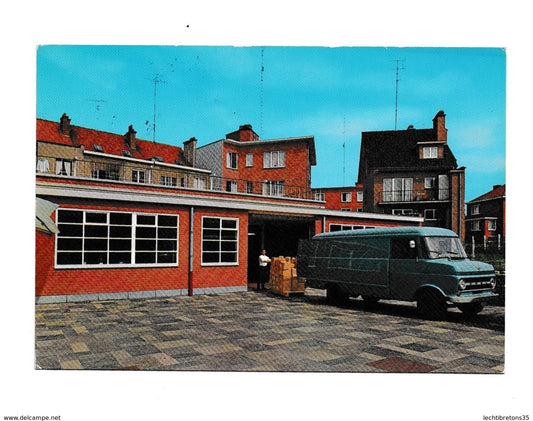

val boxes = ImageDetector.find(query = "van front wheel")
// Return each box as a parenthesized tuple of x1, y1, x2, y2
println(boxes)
(457, 302, 484, 317)
(417, 290, 447, 320)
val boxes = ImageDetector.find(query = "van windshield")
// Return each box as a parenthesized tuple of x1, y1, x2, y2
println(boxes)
(423, 236, 467, 259)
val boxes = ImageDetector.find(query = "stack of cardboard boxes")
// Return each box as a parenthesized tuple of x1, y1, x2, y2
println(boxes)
(269, 257, 305, 297)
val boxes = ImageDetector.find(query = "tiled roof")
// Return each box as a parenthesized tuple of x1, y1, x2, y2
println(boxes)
(469, 184, 505, 203)
(358, 127, 458, 181)
(37, 118, 186, 164)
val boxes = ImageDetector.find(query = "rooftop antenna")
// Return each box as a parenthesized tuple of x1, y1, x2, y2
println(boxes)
(343, 117, 346, 186)
(392, 59, 405, 130)
(85, 99, 107, 121)
(145, 73, 167, 142)
(260, 47, 265, 138)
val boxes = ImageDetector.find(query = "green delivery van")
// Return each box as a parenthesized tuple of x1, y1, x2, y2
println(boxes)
(297, 227, 498, 319)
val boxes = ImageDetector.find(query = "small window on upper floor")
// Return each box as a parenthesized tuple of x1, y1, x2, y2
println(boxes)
(341, 192, 352, 203)
(472, 204, 480, 215)
(424, 177, 436, 189)
(263, 151, 285, 169)
(356, 191, 364, 202)
(226, 152, 238, 169)
(488, 220, 497, 231)
(245, 153, 254, 167)
(422, 146, 438, 159)
(315, 192, 325, 201)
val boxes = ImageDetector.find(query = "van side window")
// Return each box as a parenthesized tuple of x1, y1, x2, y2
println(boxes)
(391, 238, 418, 259)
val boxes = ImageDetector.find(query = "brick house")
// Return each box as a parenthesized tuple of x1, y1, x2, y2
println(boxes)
(36, 114, 423, 303)
(357, 111, 466, 240)
(311, 184, 364, 213)
(465, 184, 505, 248)
(195, 124, 316, 199)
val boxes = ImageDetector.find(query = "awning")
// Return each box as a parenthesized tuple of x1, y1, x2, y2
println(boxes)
(36, 197, 59, 234)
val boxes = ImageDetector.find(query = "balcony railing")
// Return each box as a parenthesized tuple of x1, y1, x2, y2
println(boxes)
(36, 156, 314, 200)
(377, 189, 450, 203)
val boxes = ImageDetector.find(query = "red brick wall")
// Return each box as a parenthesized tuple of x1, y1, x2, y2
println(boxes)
(319, 187, 363, 211)
(35, 202, 249, 297)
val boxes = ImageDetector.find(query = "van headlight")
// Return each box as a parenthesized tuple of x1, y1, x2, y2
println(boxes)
(458, 279, 467, 290)
(490, 277, 497, 289)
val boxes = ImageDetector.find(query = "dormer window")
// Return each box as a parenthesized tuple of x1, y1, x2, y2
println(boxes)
(422, 146, 438, 159)
(122, 150, 132, 157)
(151, 156, 164, 162)
(92, 144, 104, 152)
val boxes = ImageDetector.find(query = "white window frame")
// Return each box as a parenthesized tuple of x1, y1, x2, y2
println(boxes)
(245, 153, 254, 167)
(356, 191, 364, 202)
(383, 178, 413, 202)
(472, 204, 480, 215)
(161, 175, 177, 186)
(488, 220, 497, 231)
(226, 180, 238, 193)
(471, 220, 481, 232)
(424, 209, 437, 221)
(392, 209, 415, 216)
(424, 177, 436, 189)
(422, 146, 438, 159)
(201, 216, 239, 266)
(226, 152, 238, 169)
(131, 169, 147, 184)
(55, 209, 179, 268)
(263, 150, 286, 169)
(193, 177, 207, 190)
(341, 192, 352, 203)
(329, 223, 374, 232)
(55, 158, 75, 176)
(263, 180, 285, 197)
(315, 192, 325, 201)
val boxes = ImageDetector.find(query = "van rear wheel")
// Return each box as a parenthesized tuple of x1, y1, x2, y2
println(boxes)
(417, 290, 447, 320)
(327, 284, 349, 306)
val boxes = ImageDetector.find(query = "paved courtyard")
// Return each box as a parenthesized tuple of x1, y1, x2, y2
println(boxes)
(35, 288, 504, 373)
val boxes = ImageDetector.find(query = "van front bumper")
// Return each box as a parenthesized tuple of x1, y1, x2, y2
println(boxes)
(448, 290, 499, 305)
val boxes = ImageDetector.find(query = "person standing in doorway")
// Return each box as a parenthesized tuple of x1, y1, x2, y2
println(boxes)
(258, 249, 271, 291)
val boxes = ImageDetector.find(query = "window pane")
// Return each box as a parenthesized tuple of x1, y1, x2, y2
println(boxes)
(84, 252, 108, 265)
(110, 225, 131, 238)
(221, 241, 237, 252)
(158, 239, 177, 251)
(109, 239, 131, 251)
(136, 239, 156, 251)
(57, 238, 83, 251)
(110, 213, 132, 225)
(57, 209, 83, 223)
(109, 252, 131, 264)
(58, 223, 83, 237)
(86, 212, 107, 223)
(136, 227, 156, 238)
(158, 215, 178, 227)
(158, 227, 177, 239)
(203, 229, 220, 240)
(57, 252, 83, 265)
(135, 252, 156, 264)
(157, 252, 177, 264)
(85, 238, 108, 251)
(221, 219, 237, 229)
(221, 252, 237, 263)
(203, 218, 220, 229)
(203, 240, 220, 251)
(137, 215, 156, 225)
(202, 252, 220, 263)
(84, 225, 108, 238)
(221, 230, 237, 240)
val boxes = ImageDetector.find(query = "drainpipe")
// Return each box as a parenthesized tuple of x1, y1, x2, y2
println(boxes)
(322, 216, 326, 233)
(188, 206, 194, 296)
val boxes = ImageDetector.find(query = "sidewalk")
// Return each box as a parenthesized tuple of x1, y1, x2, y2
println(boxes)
(35, 288, 504, 372)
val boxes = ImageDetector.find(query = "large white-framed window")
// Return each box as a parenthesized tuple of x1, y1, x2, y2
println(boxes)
(263, 180, 285, 197)
(422, 146, 438, 159)
(55, 209, 179, 268)
(226, 152, 238, 169)
(329, 223, 375, 232)
(383, 178, 413, 202)
(201, 216, 239, 265)
(245, 153, 254, 167)
(263, 150, 286, 168)
(392, 209, 415, 216)
(341, 192, 352, 203)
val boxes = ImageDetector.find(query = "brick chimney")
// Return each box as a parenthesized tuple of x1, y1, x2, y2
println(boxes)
(183, 137, 197, 167)
(226, 124, 259, 142)
(433, 110, 447, 141)
(58, 113, 71, 136)
(124, 125, 137, 150)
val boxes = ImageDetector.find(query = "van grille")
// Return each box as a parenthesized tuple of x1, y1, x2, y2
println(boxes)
(463, 277, 493, 291)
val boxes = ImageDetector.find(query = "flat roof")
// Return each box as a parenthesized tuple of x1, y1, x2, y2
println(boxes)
(313, 226, 457, 239)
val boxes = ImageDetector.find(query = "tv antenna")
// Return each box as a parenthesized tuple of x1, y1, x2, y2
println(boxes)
(85, 99, 107, 120)
(145, 73, 167, 142)
(392, 59, 405, 130)
(343, 117, 346, 186)
(260, 47, 265, 138)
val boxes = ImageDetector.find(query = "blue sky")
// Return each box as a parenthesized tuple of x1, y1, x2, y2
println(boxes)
(37, 45, 505, 201)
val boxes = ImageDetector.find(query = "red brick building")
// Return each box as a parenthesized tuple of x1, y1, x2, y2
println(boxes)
(311, 184, 364, 213)
(36, 114, 423, 303)
(357, 111, 466, 240)
(465, 184, 505, 248)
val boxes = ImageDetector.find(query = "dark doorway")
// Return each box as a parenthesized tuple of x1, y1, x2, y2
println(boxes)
(247, 215, 315, 284)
